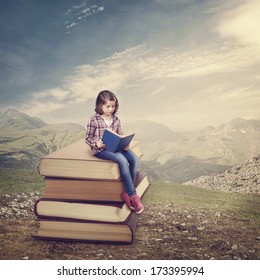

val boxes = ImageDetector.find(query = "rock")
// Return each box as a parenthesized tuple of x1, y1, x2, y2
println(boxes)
(146, 220, 156, 226)
(210, 240, 230, 250)
(183, 154, 260, 195)
(0, 192, 40, 220)
(187, 237, 198, 241)
(197, 226, 205, 231)
(96, 253, 104, 257)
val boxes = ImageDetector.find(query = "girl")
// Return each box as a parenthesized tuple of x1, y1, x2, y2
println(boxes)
(85, 90, 144, 214)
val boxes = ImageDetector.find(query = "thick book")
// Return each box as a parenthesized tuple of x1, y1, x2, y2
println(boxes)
(34, 212, 138, 243)
(102, 128, 135, 153)
(38, 138, 142, 180)
(42, 171, 146, 203)
(34, 174, 150, 223)
(43, 178, 125, 202)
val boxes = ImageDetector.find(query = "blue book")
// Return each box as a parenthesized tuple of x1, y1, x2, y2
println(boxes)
(102, 128, 135, 153)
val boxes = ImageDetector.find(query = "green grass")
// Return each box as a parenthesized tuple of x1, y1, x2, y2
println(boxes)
(144, 181, 260, 229)
(0, 168, 45, 194)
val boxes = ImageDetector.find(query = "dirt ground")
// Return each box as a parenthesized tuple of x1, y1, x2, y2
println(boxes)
(0, 198, 259, 260)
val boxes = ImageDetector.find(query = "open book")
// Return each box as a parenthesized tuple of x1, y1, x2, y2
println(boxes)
(102, 128, 135, 153)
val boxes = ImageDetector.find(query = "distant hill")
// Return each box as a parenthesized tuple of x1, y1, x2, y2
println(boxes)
(181, 118, 260, 165)
(0, 109, 85, 168)
(0, 109, 46, 131)
(125, 118, 260, 182)
(136, 118, 260, 166)
(140, 156, 231, 183)
(125, 119, 182, 141)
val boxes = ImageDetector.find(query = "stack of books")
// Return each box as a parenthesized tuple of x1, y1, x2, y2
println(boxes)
(34, 138, 150, 244)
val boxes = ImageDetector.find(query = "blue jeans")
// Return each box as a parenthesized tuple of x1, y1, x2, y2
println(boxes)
(95, 149, 139, 196)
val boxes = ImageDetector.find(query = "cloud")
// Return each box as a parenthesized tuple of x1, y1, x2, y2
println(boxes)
(1, 0, 259, 131)
(18, 0, 260, 126)
(66, 22, 78, 30)
(145, 81, 260, 131)
(21, 40, 260, 120)
(150, 86, 166, 96)
(64, 1, 105, 32)
(216, 0, 260, 45)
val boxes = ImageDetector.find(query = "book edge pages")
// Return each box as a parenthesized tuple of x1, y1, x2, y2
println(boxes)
(34, 213, 138, 243)
(42, 171, 145, 202)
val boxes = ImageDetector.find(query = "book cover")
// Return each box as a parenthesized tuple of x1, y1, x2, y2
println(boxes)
(102, 128, 135, 153)
(43, 178, 125, 202)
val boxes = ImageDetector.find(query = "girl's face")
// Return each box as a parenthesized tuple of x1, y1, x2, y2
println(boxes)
(101, 100, 116, 117)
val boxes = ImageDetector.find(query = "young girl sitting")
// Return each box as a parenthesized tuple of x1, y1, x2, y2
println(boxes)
(85, 90, 144, 214)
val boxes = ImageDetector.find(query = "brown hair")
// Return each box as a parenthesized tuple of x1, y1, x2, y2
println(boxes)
(95, 90, 119, 114)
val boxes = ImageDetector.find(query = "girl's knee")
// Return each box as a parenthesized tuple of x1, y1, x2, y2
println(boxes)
(114, 154, 128, 167)
(126, 151, 139, 164)
(131, 155, 139, 167)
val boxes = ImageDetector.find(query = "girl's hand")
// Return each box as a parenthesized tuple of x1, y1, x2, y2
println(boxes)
(124, 145, 130, 151)
(96, 139, 105, 148)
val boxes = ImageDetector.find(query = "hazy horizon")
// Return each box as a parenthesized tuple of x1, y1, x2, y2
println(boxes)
(1, 107, 260, 134)
(1, 0, 260, 131)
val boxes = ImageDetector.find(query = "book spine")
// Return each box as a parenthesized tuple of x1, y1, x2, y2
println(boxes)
(126, 213, 139, 243)
(34, 199, 40, 217)
(37, 158, 44, 176)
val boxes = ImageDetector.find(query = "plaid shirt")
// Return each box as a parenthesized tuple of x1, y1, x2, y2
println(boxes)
(85, 113, 123, 155)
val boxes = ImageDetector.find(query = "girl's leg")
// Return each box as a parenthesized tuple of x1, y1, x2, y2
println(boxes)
(95, 150, 136, 196)
(121, 149, 139, 185)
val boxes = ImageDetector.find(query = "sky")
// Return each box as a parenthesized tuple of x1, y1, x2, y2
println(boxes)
(0, 0, 260, 131)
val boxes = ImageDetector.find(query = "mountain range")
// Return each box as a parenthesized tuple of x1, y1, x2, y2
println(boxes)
(125, 118, 260, 182)
(126, 118, 260, 165)
(1, 109, 260, 182)
(0, 109, 84, 168)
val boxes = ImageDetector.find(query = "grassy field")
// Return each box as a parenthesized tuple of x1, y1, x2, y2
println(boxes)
(144, 181, 260, 229)
(0, 168, 45, 194)
(1, 168, 259, 229)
